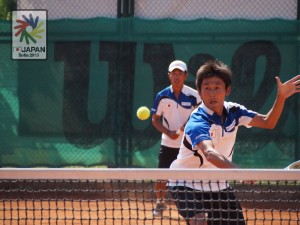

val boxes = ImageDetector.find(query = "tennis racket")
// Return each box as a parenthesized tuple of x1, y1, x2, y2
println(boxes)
(285, 160, 300, 169)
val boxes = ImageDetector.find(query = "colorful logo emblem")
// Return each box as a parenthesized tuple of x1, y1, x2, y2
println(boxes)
(12, 10, 47, 60)
(14, 13, 45, 45)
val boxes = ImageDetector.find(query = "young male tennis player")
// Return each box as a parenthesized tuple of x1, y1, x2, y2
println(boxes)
(169, 60, 300, 225)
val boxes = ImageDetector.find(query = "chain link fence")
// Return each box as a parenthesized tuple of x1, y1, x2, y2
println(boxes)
(0, 0, 297, 19)
(0, 0, 299, 168)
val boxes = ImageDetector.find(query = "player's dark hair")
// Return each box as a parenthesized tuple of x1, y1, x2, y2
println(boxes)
(195, 60, 232, 91)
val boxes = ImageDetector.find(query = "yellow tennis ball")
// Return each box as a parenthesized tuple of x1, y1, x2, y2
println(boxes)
(136, 106, 150, 120)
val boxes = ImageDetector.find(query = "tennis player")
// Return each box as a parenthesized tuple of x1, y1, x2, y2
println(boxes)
(169, 60, 300, 225)
(151, 60, 201, 217)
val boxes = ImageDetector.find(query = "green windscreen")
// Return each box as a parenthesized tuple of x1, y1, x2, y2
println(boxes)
(0, 18, 299, 168)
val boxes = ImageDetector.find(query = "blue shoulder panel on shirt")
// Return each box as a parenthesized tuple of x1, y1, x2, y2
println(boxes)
(185, 109, 212, 148)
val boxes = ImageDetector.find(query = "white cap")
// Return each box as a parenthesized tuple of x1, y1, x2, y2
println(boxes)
(168, 60, 187, 72)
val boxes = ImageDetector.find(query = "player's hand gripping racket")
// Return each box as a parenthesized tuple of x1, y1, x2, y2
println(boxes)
(285, 160, 300, 169)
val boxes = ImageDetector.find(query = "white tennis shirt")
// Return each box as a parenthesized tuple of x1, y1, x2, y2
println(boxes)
(169, 101, 257, 191)
(151, 85, 201, 148)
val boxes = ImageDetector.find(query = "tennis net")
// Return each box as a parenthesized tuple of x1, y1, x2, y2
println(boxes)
(0, 168, 299, 225)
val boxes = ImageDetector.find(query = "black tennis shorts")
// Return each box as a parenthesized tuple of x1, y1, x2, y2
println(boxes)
(158, 145, 179, 168)
(169, 186, 245, 225)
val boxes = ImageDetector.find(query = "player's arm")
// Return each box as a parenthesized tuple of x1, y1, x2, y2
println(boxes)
(152, 114, 179, 139)
(197, 140, 239, 168)
(249, 75, 300, 129)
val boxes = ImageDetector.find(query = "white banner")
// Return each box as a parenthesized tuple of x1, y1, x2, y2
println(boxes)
(18, 0, 117, 19)
(134, 0, 297, 20)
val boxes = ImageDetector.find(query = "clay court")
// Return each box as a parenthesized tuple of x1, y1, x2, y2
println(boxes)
(1, 199, 299, 225)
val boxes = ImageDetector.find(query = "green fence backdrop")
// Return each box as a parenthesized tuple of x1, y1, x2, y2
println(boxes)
(0, 17, 299, 168)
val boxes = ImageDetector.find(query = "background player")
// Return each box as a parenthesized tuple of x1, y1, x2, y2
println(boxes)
(150, 60, 201, 217)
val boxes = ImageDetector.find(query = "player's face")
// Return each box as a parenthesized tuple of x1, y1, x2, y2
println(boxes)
(199, 76, 230, 116)
(168, 69, 187, 88)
